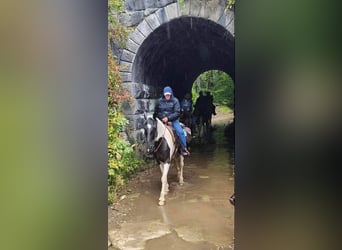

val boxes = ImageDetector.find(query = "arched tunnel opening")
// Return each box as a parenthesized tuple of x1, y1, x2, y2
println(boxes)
(132, 16, 235, 99)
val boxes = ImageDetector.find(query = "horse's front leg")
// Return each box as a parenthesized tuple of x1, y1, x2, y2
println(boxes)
(159, 162, 170, 206)
(176, 155, 184, 186)
(159, 164, 169, 193)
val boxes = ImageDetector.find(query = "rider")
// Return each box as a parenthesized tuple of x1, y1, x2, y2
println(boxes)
(180, 92, 193, 128)
(193, 90, 206, 126)
(153, 86, 190, 156)
(181, 92, 193, 113)
(206, 91, 216, 128)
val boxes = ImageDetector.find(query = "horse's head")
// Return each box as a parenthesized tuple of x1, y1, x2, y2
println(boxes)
(143, 116, 157, 155)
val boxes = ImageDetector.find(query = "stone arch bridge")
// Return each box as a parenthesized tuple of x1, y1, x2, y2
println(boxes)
(113, 0, 234, 143)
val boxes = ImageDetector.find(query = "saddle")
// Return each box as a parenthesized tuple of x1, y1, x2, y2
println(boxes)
(165, 122, 192, 144)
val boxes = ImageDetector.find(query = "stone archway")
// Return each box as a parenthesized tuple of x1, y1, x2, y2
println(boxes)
(118, 1, 234, 142)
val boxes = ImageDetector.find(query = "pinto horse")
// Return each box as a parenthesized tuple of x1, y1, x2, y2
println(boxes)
(143, 116, 185, 206)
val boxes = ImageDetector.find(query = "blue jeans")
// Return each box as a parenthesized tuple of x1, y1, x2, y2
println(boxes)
(172, 119, 187, 148)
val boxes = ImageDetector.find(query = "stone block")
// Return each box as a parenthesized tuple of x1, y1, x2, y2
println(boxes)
(136, 20, 153, 37)
(126, 39, 140, 53)
(140, 84, 151, 98)
(146, 0, 176, 9)
(148, 99, 158, 112)
(158, 0, 177, 8)
(125, 0, 145, 11)
(155, 8, 168, 24)
(189, 0, 202, 16)
(122, 98, 151, 115)
(138, 84, 161, 99)
(120, 72, 132, 82)
(217, 10, 234, 34)
(144, 0, 157, 8)
(119, 61, 132, 72)
(217, 13, 225, 27)
(144, 8, 158, 16)
(121, 82, 152, 99)
(121, 99, 137, 116)
(199, 3, 207, 18)
(120, 49, 135, 63)
(110, 40, 122, 59)
(129, 30, 146, 45)
(164, 3, 179, 20)
(125, 114, 146, 131)
(145, 13, 161, 31)
(205, 0, 226, 22)
(124, 0, 176, 11)
(227, 25, 234, 36)
(121, 82, 133, 95)
(138, 99, 151, 113)
(119, 11, 144, 27)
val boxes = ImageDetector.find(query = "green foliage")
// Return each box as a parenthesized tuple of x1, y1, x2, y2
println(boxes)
(107, 107, 140, 204)
(108, 0, 124, 13)
(108, 0, 128, 49)
(226, 0, 235, 11)
(107, 50, 141, 204)
(216, 105, 233, 113)
(178, 0, 186, 12)
(192, 70, 234, 109)
(107, 0, 141, 204)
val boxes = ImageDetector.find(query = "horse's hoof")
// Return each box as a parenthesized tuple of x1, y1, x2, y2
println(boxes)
(158, 201, 165, 206)
(180, 183, 184, 186)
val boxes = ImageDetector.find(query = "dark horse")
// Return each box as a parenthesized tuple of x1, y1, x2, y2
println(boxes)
(180, 109, 193, 131)
(143, 116, 187, 206)
(194, 108, 211, 140)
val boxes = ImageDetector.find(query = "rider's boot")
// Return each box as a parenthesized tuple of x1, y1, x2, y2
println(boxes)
(181, 147, 190, 156)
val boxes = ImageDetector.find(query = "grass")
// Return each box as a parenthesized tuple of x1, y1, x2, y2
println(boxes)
(216, 105, 233, 113)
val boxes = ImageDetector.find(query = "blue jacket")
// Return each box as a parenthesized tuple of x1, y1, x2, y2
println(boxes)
(154, 87, 181, 122)
(181, 99, 193, 112)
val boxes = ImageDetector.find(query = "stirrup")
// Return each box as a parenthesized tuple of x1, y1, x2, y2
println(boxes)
(181, 147, 190, 156)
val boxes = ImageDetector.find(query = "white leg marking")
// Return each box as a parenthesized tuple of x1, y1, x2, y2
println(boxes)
(160, 163, 169, 193)
(159, 162, 170, 206)
(178, 155, 184, 185)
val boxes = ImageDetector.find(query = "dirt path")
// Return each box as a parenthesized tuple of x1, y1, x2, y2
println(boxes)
(212, 109, 234, 125)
